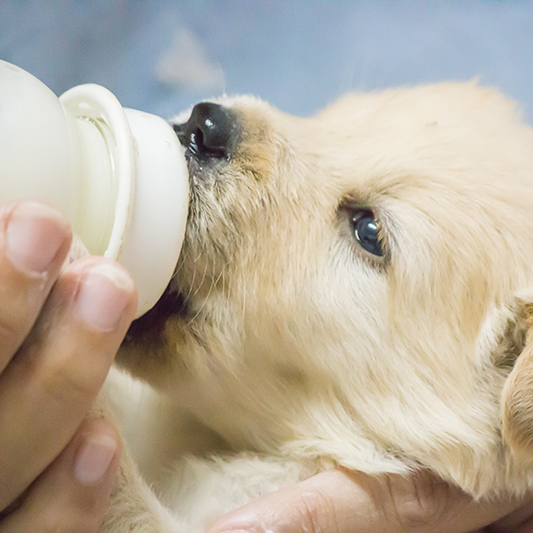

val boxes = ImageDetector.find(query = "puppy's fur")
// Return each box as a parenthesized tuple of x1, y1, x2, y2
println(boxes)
(98, 83, 533, 531)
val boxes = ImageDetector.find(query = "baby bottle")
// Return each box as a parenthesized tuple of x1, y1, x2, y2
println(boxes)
(0, 60, 189, 317)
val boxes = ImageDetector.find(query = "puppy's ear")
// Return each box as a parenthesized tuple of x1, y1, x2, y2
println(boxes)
(501, 303, 533, 463)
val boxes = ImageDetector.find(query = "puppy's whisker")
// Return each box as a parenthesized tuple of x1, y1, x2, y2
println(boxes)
(240, 281, 246, 319)
(213, 256, 231, 296)
(191, 249, 210, 300)
(186, 254, 219, 326)
(221, 259, 228, 304)
(172, 255, 185, 279)
(182, 250, 198, 306)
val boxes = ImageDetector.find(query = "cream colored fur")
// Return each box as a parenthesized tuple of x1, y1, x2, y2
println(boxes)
(97, 83, 533, 531)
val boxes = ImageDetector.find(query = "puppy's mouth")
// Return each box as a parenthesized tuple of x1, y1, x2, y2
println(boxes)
(123, 102, 239, 345)
(123, 284, 188, 345)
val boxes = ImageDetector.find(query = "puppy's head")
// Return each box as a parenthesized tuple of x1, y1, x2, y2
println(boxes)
(120, 83, 533, 496)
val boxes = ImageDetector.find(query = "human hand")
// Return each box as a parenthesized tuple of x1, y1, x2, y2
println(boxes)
(0, 201, 137, 532)
(208, 468, 533, 533)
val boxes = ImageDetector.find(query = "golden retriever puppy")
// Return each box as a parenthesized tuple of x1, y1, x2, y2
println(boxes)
(99, 82, 533, 531)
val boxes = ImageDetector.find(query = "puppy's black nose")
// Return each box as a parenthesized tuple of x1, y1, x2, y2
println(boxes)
(173, 102, 237, 161)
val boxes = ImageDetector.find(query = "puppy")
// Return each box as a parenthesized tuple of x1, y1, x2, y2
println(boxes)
(98, 82, 533, 531)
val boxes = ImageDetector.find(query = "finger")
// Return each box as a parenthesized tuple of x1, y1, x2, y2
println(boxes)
(208, 469, 530, 533)
(0, 257, 137, 510)
(0, 201, 72, 371)
(488, 501, 533, 532)
(0, 418, 120, 533)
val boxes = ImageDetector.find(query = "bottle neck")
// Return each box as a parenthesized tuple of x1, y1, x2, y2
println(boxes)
(68, 115, 118, 256)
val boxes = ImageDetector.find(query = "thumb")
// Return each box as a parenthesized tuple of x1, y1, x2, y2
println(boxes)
(207, 469, 527, 533)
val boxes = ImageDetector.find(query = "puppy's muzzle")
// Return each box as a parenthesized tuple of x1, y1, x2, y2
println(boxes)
(173, 102, 239, 163)
(124, 103, 240, 343)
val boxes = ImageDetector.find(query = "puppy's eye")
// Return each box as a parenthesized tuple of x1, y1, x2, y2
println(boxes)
(351, 211, 384, 256)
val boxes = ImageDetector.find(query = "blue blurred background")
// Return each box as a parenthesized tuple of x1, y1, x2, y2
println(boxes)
(1, 1, 532, 123)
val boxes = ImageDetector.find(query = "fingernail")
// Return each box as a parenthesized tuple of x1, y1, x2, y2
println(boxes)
(76, 263, 135, 331)
(6, 202, 70, 275)
(74, 434, 117, 486)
